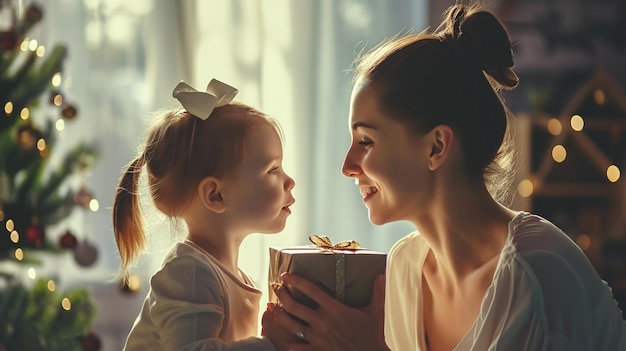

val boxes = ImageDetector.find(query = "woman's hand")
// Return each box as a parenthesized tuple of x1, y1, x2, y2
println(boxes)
(269, 273, 389, 351)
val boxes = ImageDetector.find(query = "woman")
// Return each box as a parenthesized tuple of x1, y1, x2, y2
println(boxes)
(263, 3, 626, 351)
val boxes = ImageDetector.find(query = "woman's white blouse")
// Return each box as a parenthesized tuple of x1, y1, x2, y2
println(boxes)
(384, 212, 626, 350)
(123, 240, 275, 351)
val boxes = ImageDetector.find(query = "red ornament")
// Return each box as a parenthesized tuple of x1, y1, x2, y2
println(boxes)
(17, 124, 43, 152)
(82, 331, 102, 351)
(23, 4, 43, 26)
(0, 30, 17, 51)
(25, 221, 45, 248)
(61, 103, 78, 120)
(74, 187, 94, 209)
(0, 2, 17, 51)
(73, 240, 98, 267)
(59, 230, 78, 249)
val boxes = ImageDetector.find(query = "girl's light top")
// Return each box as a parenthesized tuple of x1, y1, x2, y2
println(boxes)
(385, 211, 626, 351)
(124, 240, 274, 351)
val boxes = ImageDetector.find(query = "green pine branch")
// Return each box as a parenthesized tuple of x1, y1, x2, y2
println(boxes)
(0, 279, 96, 351)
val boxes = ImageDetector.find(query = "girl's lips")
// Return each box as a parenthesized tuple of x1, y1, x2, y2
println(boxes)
(282, 199, 295, 214)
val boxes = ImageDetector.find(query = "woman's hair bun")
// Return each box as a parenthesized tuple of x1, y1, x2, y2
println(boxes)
(440, 4, 519, 89)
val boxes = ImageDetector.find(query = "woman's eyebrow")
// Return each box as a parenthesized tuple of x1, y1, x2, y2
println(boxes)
(352, 121, 378, 131)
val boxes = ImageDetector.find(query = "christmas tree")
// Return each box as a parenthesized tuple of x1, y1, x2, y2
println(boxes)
(0, 2, 99, 350)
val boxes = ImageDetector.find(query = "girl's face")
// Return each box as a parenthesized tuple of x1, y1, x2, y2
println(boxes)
(223, 121, 295, 234)
(342, 79, 433, 225)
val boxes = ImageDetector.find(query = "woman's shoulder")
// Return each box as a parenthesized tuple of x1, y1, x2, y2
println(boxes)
(388, 231, 428, 262)
(509, 212, 583, 257)
(506, 211, 609, 304)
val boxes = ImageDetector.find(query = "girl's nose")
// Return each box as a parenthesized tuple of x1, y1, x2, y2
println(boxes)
(285, 174, 295, 191)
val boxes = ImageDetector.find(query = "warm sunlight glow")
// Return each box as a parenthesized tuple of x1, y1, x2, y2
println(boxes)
(593, 89, 606, 105)
(570, 115, 584, 132)
(552, 145, 567, 163)
(547, 118, 562, 135)
(607, 165, 620, 183)
(517, 179, 534, 198)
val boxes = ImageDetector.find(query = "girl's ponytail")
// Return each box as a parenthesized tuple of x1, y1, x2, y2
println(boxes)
(112, 154, 146, 283)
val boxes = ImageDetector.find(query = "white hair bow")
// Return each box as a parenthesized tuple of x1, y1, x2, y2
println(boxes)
(172, 79, 239, 120)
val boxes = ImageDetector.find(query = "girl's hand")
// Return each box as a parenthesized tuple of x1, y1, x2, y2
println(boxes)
(262, 304, 300, 351)
(270, 273, 389, 351)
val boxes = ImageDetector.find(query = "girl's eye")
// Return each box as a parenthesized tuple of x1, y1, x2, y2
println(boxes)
(268, 166, 279, 174)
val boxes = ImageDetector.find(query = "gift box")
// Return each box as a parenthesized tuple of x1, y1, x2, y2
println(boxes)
(268, 235, 387, 309)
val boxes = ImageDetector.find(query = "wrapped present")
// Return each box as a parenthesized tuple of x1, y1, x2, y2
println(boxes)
(268, 234, 387, 309)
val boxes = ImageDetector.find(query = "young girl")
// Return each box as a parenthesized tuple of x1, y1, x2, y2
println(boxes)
(112, 79, 295, 350)
(266, 3, 626, 350)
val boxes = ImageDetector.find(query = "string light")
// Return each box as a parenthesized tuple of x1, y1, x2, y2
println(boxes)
(5, 219, 14, 231)
(20, 108, 29, 120)
(547, 118, 562, 135)
(47, 280, 56, 292)
(28, 39, 38, 51)
(4, 102, 13, 115)
(552, 144, 567, 163)
(36, 138, 46, 151)
(570, 115, 584, 131)
(27, 267, 37, 280)
(10, 230, 19, 243)
(52, 94, 63, 106)
(593, 89, 606, 105)
(517, 179, 534, 198)
(51, 72, 62, 87)
(35, 45, 45, 57)
(61, 298, 72, 311)
(55, 119, 65, 131)
(89, 199, 99, 212)
(15, 248, 23, 261)
(607, 165, 620, 183)
(20, 38, 30, 51)
(576, 234, 591, 250)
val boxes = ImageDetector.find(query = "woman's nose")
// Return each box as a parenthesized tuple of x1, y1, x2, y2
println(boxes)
(341, 147, 361, 178)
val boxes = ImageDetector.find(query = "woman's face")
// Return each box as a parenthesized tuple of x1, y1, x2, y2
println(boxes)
(342, 79, 433, 225)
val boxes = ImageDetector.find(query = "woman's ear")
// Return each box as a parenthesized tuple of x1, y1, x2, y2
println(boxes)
(198, 177, 225, 213)
(428, 125, 454, 170)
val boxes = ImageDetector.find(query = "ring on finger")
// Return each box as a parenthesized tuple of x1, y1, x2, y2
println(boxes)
(295, 326, 307, 340)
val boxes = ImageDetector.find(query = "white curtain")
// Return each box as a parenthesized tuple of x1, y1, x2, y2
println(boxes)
(187, 0, 427, 280)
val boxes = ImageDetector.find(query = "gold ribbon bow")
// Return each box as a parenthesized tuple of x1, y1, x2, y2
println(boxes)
(309, 234, 361, 250)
